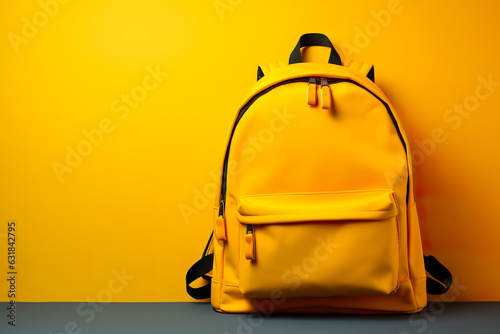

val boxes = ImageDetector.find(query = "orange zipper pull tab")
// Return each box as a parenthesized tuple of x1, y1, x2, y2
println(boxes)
(245, 225, 255, 260)
(307, 77, 317, 106)
(216, 200, 227, 241)
(321, 78, 331, 110)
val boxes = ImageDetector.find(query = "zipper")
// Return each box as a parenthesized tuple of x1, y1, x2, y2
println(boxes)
(215, 199, 227, 240)
(217, 76, 409, 219)
(320, 77, 331, 110)
(245, 224, 255, 260)
(218, 77, 320, 216)
(307, 77, 317, 106)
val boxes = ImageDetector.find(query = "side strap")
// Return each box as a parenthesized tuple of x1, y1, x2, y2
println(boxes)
(425, 255, 453, 295)
(186, 253, 213, 300)
(201, 231, 214, 281)
(186, 232, 214, 300)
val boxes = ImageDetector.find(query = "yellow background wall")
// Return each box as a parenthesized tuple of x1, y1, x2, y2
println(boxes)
(0, 0, 499, 302)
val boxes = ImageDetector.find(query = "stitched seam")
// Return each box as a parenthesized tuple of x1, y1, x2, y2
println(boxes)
(406, 201, 420, 310)
(391, 192, 400, 217)
(399, 277, 426, 285)
(212, 279, 239, 288)
(216, 202, 225, 307)
(237, 210, 240, 287)
(391, 214, 401, 294)
(241, 189, 393, 199)
(219, 242, 225, 306)
(208, 237, 214, 255)
(204, 237, 214, 256)
(214, 278, 427, 299)
(239, 210, 393, 217)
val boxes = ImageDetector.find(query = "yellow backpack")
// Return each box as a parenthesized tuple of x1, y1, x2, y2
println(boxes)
(187, 33, 452, 314)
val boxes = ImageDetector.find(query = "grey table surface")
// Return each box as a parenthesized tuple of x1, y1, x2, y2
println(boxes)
(1, 302, 498, 334)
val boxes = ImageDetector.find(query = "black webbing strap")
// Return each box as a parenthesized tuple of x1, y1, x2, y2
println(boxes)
(186, 232, 214, 300)
(186, 253, 213, 300)
(425, 255, 453, 295)
(289, 33, 342, 65)
(257, 66, 265, 81)
(367, 65, 375, 82)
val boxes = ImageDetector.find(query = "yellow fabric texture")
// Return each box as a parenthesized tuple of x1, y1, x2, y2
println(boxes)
(209, 55, 426, 313)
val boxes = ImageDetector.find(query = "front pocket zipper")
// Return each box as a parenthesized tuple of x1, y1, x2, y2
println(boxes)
(237, 189, 400, 298)
(245, 224, 255, 260)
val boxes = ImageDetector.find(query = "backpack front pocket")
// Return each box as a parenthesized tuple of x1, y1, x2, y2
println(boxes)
(237, 189, 400, 298)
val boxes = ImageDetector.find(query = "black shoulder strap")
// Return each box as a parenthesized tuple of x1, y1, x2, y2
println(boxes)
(186, 233, 214, 300)
(424, 255, 453, 295)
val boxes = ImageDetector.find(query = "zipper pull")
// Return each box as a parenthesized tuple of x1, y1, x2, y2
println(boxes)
(321, 78, 331, 110)
(245, 225, 255, 260)
(215, 199, 227, 241)
(307, 77, 317, 106)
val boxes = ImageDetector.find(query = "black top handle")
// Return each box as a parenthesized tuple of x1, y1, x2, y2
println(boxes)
(289, 33, 342, 66)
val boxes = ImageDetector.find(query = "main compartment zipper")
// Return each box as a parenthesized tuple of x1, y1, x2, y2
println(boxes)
(217, 76, 408, 225)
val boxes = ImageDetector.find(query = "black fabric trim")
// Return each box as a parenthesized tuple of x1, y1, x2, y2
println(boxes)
(257, 66, 265, 81)
(186, 253, 213, 300)
(202, 231, 213, 257)
(367, 66, 375, 82)
(425, 255, 453, 295)
(289, 33, 342, 65)
(201, 231, 214, 281)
